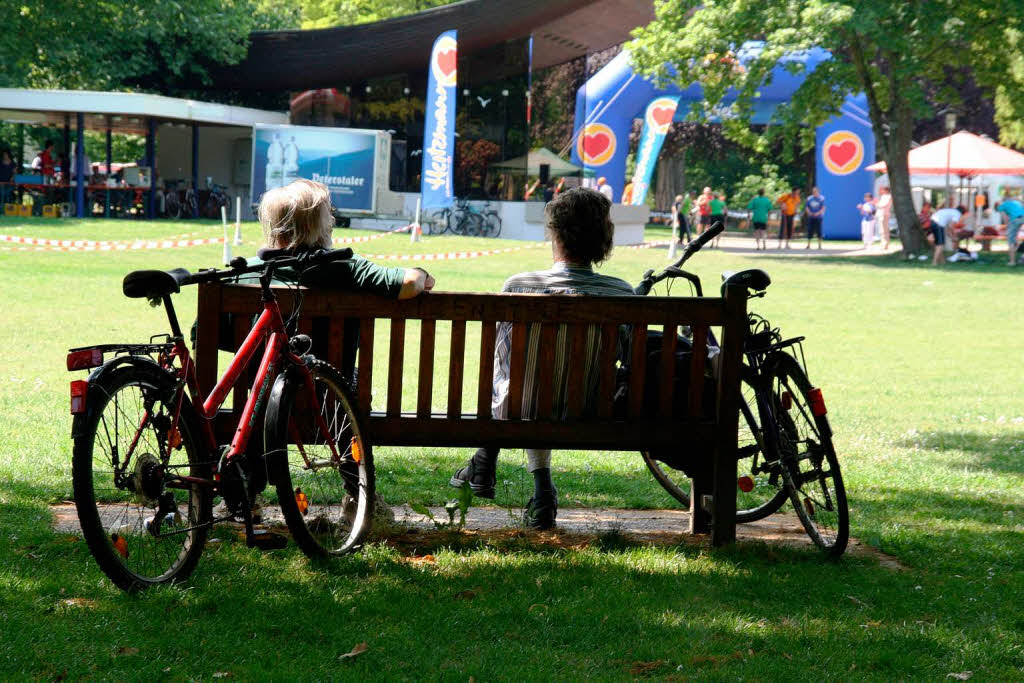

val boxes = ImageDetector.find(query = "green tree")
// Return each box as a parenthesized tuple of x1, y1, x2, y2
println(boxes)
(630, 1, 1024, 255)
(296, 0, 457, 29)
(0, 1, 298, 91)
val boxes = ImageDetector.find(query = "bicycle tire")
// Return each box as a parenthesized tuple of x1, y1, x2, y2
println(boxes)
(72, 362, 211, 591)
(462, 212, 484, 237)
(484, 212, 502, 238)
(165, 192, 181, 219)
(266, 358, 374, 558)
(768, 352, 849, 557)
(641, 366, 789, 522)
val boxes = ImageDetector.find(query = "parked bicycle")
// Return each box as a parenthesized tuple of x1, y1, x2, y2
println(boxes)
(68, 249, 373, 591)
(634, 224, 849, 557)
(428, 199, 498, 236)
(202, 179, 230, 219)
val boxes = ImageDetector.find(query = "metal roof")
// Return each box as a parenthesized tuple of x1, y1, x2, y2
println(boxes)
(0, 88, 287, 135)
(212, 0, 654, 90)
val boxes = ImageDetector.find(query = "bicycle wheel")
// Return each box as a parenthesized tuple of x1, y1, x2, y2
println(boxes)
(484, 212, 502, 238)
(768, 352, 849, 557)
(72, 362, 211, 591)
(462, 212, 484, 237)
(267, 358, 374, 558)
(641, 367, 789, 522)
(166, 192, 181, 219)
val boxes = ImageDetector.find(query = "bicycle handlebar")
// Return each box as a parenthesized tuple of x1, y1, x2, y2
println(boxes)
(634, 221, 723, 296)
(181, 247, 355, 287)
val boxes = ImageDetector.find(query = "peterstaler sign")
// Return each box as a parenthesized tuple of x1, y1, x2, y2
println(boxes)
(251, 123, 379, 214)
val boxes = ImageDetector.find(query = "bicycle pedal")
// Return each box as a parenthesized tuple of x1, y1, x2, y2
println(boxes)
(246, 529, 289, 551)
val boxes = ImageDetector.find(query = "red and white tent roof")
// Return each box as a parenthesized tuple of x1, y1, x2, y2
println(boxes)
(866, 131, 1024, 177)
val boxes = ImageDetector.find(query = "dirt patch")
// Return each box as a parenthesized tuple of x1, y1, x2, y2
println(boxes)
(49, 502, 906, 570)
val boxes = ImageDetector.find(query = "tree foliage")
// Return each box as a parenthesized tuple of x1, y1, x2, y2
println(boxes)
(0, 1, 298, 91)
(629, 0, 1024, 253)
(296, 0, 456, 29)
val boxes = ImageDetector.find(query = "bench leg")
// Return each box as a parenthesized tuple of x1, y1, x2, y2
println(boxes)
(711, 443, 737, 547)
(689, 467, 712, 535)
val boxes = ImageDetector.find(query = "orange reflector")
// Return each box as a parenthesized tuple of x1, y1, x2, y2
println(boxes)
(807, 387, 827, 416)
(737, 476, 755, 492)
(111, 533, 128, 558)
(70, 380, 88, 414)
(168, 428, 182, 449)
(67, 348, 103, 371)
(781, 391, 792, 411)
(295, 487, 309, 516)
(350, 437, 363, 463)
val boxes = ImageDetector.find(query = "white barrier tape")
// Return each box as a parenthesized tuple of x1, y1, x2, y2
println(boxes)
(0, 235, 225, 251)
(330, 223, 413, 245)
(362, 242, 548, 261)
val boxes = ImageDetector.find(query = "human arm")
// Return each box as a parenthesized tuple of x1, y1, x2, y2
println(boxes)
(398, 267, 435, 300)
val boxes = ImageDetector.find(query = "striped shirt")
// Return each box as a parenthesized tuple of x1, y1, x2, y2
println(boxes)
(492, 263, 636, 420)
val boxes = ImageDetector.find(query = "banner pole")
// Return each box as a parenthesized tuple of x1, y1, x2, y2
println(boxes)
(221, 205, 232, 264)
(233, 196, 242, 245)
(412, 197, 422, 243)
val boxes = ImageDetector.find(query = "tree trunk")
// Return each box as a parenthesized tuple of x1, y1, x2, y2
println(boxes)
(654, 152, 685, 210)
(878, 104, 923, 256)
(887, 148, 923, 255)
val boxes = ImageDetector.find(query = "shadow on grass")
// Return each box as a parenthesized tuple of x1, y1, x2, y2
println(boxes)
(3, 476, 1024, 678)
(895, 430, 1024, 476)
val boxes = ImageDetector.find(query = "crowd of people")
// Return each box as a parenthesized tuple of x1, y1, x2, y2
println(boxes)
(670, 185, 829, 250)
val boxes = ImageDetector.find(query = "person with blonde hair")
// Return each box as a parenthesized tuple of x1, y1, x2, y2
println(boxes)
(257, 179, 433, 299)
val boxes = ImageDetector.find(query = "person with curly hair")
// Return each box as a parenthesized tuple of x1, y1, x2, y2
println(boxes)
(448, 188, 635, 529)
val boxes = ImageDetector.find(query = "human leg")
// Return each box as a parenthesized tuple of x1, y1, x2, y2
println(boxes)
(861, 219, 873, 249)
(1008, 218, 1023, 265)
(524, 449, 557, 529)
(878, 214, 889, 250)
(449, 447, 499, 498)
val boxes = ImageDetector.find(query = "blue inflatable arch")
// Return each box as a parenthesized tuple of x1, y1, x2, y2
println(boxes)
(570, 48, 874, 239)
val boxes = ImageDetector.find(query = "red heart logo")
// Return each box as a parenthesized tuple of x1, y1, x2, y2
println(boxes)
(437, 48, 457, 78)
(827, 140, 857, 168)
(583, 132, 610, 159)
(651, 105, 675, 128)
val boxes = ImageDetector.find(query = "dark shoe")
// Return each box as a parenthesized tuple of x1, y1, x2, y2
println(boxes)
(449, 460, 496, 499)
(523, 488, 558, 530)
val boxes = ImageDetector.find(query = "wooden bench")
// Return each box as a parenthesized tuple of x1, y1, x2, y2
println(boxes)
(193, 282, 748, 546)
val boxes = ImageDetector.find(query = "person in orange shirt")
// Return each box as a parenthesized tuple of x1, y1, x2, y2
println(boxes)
(696, 186, 713, 236)
(776, 187, 800, 249)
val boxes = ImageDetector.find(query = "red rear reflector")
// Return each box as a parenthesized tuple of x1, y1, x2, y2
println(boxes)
(67, 348, 103, 371)
(351, 438, 363, 463)
(737, 476, 755, 492)
(70, 380, 88, 414)
(807, 387, 827, 416)
(781, 391, 792, 411)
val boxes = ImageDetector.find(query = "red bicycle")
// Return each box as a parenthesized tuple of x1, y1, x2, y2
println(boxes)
(67, 249, 373, 591)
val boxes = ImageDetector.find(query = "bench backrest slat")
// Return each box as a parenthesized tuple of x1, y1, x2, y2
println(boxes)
(596, 323, 619, 419)
(476, 320, 496, 420)
(417, 319, 436, 417)
(565, 323, 588, 420)
(447, 320, 466, 418)
(535, 323, 557, 420)
(357, 318, 375, 410)
(627, 324, 648, 418)
(507, 322, 528, 420)
(688, 323, 708, 419)
(658, 324, 678, 419)
(386, 319, 405, 416)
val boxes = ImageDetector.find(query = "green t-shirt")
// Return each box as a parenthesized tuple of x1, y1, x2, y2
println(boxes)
(709, 198, 726, 215)
(681, 196, 692, 214)
(747, 195, 773, 223)
(275, 253, 405, 298)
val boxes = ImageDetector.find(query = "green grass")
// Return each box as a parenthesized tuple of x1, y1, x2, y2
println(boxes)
(1, 217, 1022, 679)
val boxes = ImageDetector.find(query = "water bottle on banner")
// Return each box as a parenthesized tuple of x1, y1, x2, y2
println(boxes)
(282, 137, 300, 185)
(265, 134, 284, 191)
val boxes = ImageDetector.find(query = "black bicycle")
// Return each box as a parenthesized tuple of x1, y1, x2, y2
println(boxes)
(634, 224, 849, 557)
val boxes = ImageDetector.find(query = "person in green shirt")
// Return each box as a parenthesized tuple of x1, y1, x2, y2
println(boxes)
(257, 179, 434, 377)
(747, 188, 773, 251)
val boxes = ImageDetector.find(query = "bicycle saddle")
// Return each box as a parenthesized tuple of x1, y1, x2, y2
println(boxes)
(122, 268, 192, 299)
(720, 269, 771, 296)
